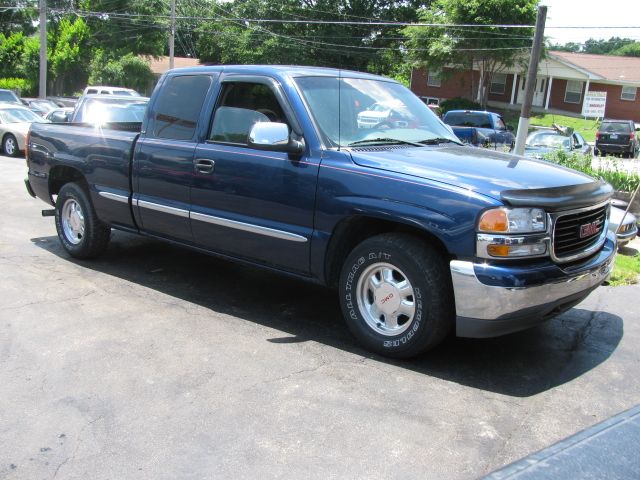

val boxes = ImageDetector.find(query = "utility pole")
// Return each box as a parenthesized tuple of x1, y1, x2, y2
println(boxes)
(513, 5, 547, 156)
(39, 0, 47, 98)
(169, 0, 175, 70)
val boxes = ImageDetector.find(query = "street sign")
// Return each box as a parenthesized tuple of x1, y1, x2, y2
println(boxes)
(582, 91, 607, 118)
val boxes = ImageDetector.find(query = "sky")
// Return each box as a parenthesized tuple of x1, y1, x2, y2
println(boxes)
(540, 0, 640, 45)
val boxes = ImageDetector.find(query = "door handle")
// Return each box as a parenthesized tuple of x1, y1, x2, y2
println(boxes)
(195, 158, 215, 174)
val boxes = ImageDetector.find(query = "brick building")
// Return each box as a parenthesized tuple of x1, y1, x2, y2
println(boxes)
(411, 51, 640, 122)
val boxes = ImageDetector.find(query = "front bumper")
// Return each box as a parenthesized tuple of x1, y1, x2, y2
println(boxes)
(451, 231, 616, 338)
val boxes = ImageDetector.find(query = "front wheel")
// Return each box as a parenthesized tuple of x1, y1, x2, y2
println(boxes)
(338, 233, 454, 358)
(55, 182, 111, 258)
(3, 134, 19, 157)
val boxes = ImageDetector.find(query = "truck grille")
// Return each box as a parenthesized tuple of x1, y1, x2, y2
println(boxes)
(553, 205, 607, 260)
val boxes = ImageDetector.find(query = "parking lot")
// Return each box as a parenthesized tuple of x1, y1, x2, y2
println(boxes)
(1, 153, 640, 479)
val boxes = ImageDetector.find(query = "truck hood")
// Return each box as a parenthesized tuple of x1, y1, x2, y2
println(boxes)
(349, 145, 603, 205)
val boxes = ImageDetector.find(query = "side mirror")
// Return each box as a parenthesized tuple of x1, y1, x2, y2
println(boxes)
(248, 122, 305, 155)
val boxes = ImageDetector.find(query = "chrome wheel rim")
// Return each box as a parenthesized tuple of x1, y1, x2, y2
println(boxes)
(4, 137, 16, 156)
(356, 262, 416, 336)
(61, 198, 85, 245)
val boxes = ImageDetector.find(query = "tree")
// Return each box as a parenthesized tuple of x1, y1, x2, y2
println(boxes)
(88, 52, 155, 93)
(583, 37, 635, 55)
(0, 1, 37, 36)
(49, 17, 93, 94)
(611, 42, 640, 57)
(80, 0, 167, 57)
(0, 32, 27, 79)
(403, 0, 538, 108)
(196, 0, 429, 73)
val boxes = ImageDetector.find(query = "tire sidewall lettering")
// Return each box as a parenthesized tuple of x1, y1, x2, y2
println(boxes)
(342, 249, 425, 351)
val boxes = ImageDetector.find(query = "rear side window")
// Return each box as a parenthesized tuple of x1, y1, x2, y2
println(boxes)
(600, 122, 631, 133)
(153, 75, 212, 140)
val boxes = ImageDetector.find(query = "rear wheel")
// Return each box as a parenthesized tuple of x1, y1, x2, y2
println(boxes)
(338, 233, 454, 358)
(2, 134, 19, 157)
(55, 182, 111, 258)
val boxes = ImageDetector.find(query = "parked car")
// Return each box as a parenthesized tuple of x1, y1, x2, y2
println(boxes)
(44, 107, 74, 123)
(524, 129, 592, 159)
(0, 104, 48, 156)
(81, 86, 141, 97)
(21, 98, 60, 117)
(609, 205, 638, 247)
(356, 100, 419, 129)
(595, 119, 639, 158)
(70, 94, 149, 123)
(442, 110, 515, 149)
(0, 88, 22, 105)
(26, 65, 616, 358)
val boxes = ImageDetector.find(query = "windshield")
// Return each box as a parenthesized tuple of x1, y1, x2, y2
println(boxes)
(113, 90, 138, 96)
(443, 112, 493, 129)
(30, 100, 58, 112)
(294, 77, 458, 147)
(0, 107, 47, 124)
(526, 132, 570, 149)
(76, 97, 149, 123)
(0, 91, 21, 104)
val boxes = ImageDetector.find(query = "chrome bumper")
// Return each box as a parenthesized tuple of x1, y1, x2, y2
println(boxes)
(451, 232, 616, 338)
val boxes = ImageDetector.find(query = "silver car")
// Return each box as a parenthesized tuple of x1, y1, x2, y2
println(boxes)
(609, 205, 638, 247)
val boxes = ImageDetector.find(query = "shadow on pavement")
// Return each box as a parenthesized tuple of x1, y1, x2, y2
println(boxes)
(32, 231, 623, 398)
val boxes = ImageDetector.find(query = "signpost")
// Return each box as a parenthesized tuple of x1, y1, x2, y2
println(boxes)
(582, 91, 607, 118)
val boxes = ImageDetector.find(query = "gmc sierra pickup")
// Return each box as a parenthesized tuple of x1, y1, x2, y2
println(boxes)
(25, 65, 616, 358)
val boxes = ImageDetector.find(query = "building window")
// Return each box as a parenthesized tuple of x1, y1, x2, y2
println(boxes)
(564, 80, 583, 104)
(427, 71, 441, 88)
(490, 73, 507, 94)
(621, 86, 637, 101)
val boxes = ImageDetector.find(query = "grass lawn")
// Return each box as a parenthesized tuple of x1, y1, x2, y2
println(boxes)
(609, 250, 640, 286)
(498, 110, 601, 143)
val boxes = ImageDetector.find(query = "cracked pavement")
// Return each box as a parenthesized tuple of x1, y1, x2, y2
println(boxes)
(1, 154, 639, 479)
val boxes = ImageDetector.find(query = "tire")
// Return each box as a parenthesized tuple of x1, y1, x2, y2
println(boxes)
(54, 182, 111, 259)
(338, 233, 454, 358)
(2, 134, 19, 157)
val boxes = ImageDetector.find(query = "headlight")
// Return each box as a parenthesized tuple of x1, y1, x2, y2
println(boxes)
(478, 207, 547, 234)
(477, 207, 549, 259)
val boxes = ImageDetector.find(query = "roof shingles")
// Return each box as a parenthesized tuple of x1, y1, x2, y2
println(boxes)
(550, 51, 640, 83)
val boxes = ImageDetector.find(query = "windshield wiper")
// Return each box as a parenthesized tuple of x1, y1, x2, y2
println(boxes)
(347, 137, 424, 147)
(419, 137, 462, 145)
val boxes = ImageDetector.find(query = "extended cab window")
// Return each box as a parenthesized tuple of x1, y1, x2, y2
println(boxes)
(153, 75, 212, 140)
(209, 82, 288, 145)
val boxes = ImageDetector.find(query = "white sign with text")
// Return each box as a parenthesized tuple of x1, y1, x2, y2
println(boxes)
(581, 91, 607, 118)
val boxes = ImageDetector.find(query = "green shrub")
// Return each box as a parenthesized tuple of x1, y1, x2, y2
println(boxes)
(439, 97, 481, 115)
(542, 150, 640, 192)
(0, 77, 32, 96)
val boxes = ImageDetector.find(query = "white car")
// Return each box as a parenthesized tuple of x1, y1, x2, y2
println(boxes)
(82, 86, 141, 97)
(356, 100, 412, 129)
(0, 104, 48, 157)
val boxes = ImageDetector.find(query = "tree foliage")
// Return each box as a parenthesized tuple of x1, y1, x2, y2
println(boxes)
(403, 0, 538, 107)
(550, 37, 640, 57)
(195, 0, 428, 75)
(88, 52, 155, 93)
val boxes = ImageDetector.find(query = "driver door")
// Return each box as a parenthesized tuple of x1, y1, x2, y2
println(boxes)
(190, 76, 318, 274)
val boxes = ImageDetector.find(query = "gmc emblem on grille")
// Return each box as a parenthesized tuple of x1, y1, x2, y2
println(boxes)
(579, 220, 601, 238)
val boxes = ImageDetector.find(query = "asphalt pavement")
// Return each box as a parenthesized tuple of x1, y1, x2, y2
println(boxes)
(1, 154, 639, 479)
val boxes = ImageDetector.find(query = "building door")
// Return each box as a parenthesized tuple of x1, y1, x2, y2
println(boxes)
(517, 77, 546, 107)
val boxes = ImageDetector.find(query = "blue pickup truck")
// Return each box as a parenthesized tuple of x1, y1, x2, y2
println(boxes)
(25, 65, 616, 358)
(442, 109, 515, 149)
